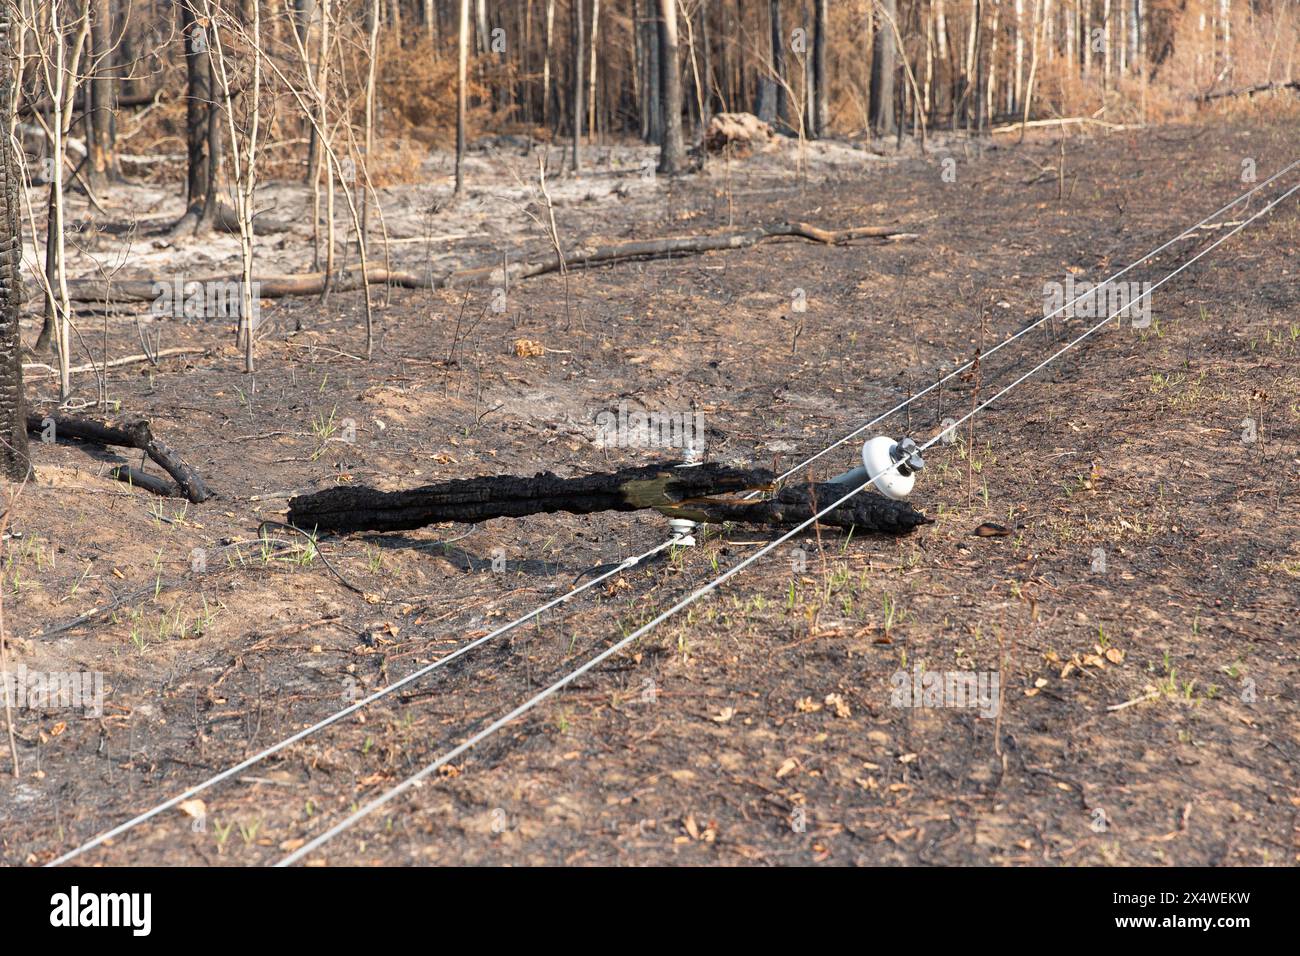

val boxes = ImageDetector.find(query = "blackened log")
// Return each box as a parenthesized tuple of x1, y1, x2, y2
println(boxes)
(108, 465, 176, 497)
(26, 411, 213, 502)
(288, 463, 764, 532)
(58, 222, 917, 302)
(287, 463, 930, 535)
(659, 481, 932, 534)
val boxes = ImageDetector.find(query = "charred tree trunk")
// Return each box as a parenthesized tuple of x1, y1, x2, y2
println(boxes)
(870, 0, 898, 135)
(33, 183, 58, 354)
(0, 6, 29, 482)
(769, 0, 788, 129)
(86, 0, 119, 191)
(657, 0, 685, 173)
(181, 1, 208, 207)
(287, 462, 931, 535)
(176, 0, 220, 232)
(455, 0, 468, 194)
(643, 0, 664, 143)
(811, 0, 828, 137)
(571, 0, 584, 171)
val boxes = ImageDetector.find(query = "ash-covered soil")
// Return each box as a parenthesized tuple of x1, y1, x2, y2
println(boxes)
(3, 118, 1298, 866)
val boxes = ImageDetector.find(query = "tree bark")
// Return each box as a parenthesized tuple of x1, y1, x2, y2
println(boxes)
(455, 0, 468, 194)
(0, 5, 29, 481)
(769, 0, 787, 128)
(571, 0, 584, 171)
(870, 0, 898, 135)
(657, 0, 685, 173)
(812, 0, 828, 137)
(645, 0, 663, 142)
(180, 1, 211, 210)
(86, 0, 119, 190)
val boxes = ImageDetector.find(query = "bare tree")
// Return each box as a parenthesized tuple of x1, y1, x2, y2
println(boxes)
(202, 0, 261, 372)
(30, 0, 91, 396)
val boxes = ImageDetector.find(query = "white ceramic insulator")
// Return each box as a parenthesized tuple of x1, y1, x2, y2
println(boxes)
(862, 436, 915, 501)
(668, 516, 697, 546)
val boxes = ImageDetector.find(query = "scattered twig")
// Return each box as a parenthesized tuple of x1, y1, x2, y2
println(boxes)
(255, 520, 364, 594)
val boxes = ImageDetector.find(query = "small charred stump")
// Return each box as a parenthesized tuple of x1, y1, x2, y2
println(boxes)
(287, 462, 931, 536)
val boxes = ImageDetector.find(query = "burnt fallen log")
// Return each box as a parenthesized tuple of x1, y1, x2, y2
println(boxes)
(665, 480, 933, 535)
(26, 411, 213, 502)
(287, 462, 930, 536)
(107, 465, 177, 498)
(1195, 80, 1300, 103)
(57, 221, 917, 303)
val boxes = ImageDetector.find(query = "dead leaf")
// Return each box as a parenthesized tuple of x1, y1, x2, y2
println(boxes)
(776, 757, 799, 779)
(712, 707, 736, 724)
(179, 798, 206, 820)
(973, 522, 1012, 537)
(795, 696, 822, 714)
(824, 693, 852, 718)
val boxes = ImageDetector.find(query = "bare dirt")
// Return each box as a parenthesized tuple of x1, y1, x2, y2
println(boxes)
(3, 116, 1298, 866)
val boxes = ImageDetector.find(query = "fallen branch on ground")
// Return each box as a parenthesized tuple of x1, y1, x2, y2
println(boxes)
(22, 347, 207, 376)
(990, 116, 1133, 134)
(107, 465, 177, 497)
(286, 461, 931, 535)
(1195, 80, 1300, 103)
(26, 412, 214, 502)
(57, 221, 918, 303)
(29, 583, 170, 640)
